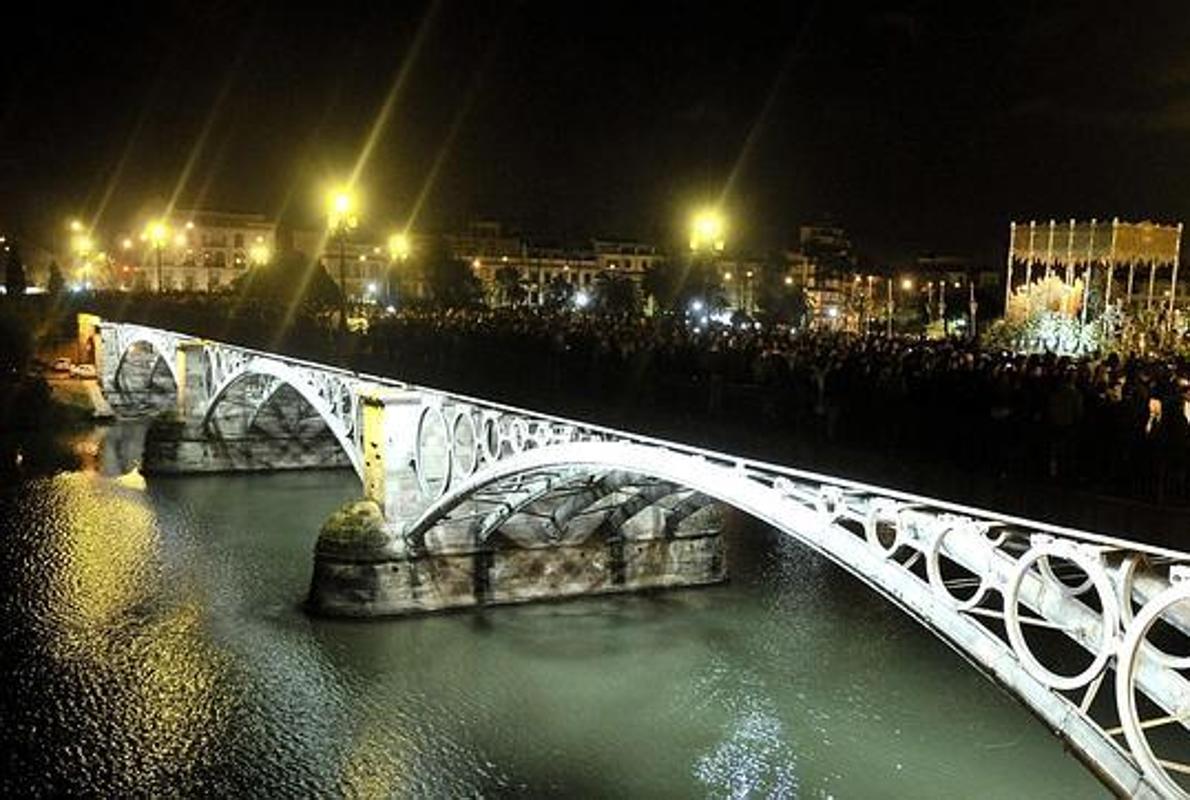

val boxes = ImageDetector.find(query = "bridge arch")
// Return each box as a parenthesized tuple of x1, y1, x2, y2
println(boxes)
(200, 356, 363, 477)
(112, 337, 180, 394)
(406, 440, 1185, 799)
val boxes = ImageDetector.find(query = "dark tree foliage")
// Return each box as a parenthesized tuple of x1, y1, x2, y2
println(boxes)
(756, 264, 808, 324)
(494, 265, 527, 306)
(642, 258, 724, 312)
(5, 243, 26, 299)
(0, 310, 32, 378)
(411, 240, 483, 308)
(47, 261, 65, 296)
(593, 271, 641, 316)
(233, 250, 341, 312)
(541, 275, 573, 310)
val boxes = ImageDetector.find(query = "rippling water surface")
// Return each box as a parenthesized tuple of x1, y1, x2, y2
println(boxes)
(0, 423, 1104, 797)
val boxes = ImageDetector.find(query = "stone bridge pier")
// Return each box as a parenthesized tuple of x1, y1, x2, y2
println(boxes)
(313, 385, 727, 617)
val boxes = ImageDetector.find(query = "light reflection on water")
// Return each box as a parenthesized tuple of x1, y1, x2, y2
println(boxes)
(0, 422, 1106, 798)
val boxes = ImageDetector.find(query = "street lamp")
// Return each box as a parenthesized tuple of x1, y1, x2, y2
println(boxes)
(887, 276, 914, 337)
(71, 233, 95, 288)
(690, 209, 726, 253)
(326, 187, 359, 334)
(387, 231, 410, 306)
(249, 242, 270, 266)
(145, 220, 169, 292)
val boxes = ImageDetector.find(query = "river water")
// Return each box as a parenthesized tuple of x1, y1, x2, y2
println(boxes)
(1, 421, 1104, 798)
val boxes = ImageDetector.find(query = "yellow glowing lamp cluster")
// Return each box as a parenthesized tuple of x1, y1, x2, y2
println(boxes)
(143, 220, 169, 247)
(689, 209, 726, 253)
(326, 187, 359, 232)
(249, 243, 270, 266)
(68, 220, 96, 257)
(387, 231, 411, 261)
(71, 234, 94, 256)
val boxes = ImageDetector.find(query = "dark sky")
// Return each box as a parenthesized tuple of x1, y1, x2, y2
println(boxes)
(4, 1, 1190, 265)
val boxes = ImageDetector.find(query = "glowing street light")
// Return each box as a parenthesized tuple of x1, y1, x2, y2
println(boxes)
(249, 243, 270, 266)
(387, 232, 410, 262)
(689, 209, 726, 253)
(325, 185, 360, 333)
(901, 277, 914, 291)
(574, 289, 591, 309)
(326, 187, 358, 232)
(69, 232, 96, 288)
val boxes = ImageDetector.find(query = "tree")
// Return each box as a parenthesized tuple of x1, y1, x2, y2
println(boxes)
(494, 265, 527, 306)
(642, 259, 683, 310)
(593, 271, 641, 316)
(232, 250, 341, 313)
(4, 243, 26, 299)
(643, 257, 724, 313)
(412, 239, 483, 309)
(0, 309, 33, 378)
(756, 263, 807, 324)
(541, 275, 573, 310)
(47, 261, 65, 296)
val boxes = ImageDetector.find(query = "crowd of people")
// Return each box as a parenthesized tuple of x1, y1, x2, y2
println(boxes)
(74, 290, 1190, 511)
(359, 307, 1190, 506)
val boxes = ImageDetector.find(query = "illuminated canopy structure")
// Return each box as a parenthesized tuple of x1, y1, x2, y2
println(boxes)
(1006, 218, 1184, 323)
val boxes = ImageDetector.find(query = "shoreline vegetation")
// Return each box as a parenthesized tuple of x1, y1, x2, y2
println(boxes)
(0, 302, 92, 479)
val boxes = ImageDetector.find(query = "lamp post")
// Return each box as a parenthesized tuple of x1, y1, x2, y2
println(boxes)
(70, 230, 94, 289)
(889, 276, 912, 337)
(326, 188, 359, 334)
(968, 277, 978, 339)
(887, 277, 893, 337)
(145, 220, 168, 292)
(689, 208, 726, 311)
(387, 231, 410, 308)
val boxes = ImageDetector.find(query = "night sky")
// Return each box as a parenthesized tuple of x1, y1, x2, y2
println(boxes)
(3, 1, 1190, 265)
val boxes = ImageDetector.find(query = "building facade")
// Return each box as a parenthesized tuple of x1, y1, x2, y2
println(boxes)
(124, 210, 276, 292)
(289, 228, 394, 304)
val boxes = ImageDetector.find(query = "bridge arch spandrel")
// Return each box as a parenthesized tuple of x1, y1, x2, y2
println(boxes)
(200, 355, 366, 477)
(100, 323, 185, 391)
(406, 440, 1189, 799)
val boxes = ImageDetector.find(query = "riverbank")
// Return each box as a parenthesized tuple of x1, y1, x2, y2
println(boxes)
(0, 372, 110, 479)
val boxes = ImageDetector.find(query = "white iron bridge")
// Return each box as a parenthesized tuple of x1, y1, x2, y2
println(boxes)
(85, 317, 1190, 798)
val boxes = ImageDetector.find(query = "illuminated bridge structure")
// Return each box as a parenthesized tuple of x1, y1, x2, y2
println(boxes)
(85, 317, 1190, 799)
